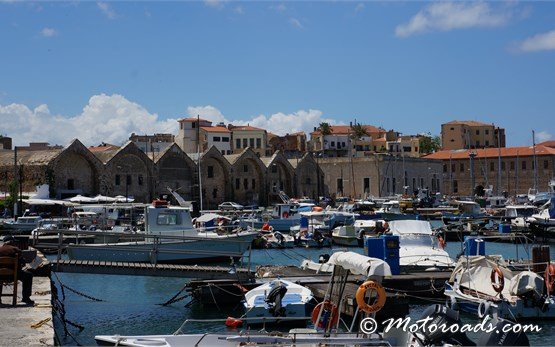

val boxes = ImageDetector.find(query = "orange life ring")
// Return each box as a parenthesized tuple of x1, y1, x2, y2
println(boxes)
(262, 223, 271, 231)
(438, 235, 446, 249)
(282, 212, 289, 218)
(491, 267, 505, 293)
(545, 264, 555, 294)
(225, 316, 243, 328)
(311, 301, 339, 329)
(355, 280, 387, 314)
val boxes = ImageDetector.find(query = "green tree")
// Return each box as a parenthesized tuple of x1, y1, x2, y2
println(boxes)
(419, 135, 441, 154)
(3, 180, 18, 214)
(350, 123, 369, 139)
(318, 122, 332, 136)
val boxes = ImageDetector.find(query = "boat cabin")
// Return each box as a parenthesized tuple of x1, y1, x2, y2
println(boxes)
(144, 200, 194, 235)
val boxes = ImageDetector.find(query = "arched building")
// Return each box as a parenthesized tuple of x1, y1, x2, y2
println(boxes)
(154, 144, 196, 202)
(261, 151, 295, 203)
(225, 148, 267, 206)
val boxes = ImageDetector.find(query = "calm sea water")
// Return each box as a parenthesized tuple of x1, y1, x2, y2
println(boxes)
(51, 241, 555, 346)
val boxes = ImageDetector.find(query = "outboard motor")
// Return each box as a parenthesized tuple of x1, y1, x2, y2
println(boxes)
(477, 316, 530, 346)
(265, 283, 288, 317)
(412, 304, 476, 346)
(318, 254, 330, 264)
(274, 231, 285, 246)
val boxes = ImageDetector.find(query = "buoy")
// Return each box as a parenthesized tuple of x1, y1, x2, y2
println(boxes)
(490, 267, 505, 293)
(233, 283, 249, 294)
(545, 264, 555, 294)
(355, 280, 387, 314)
(311, 301, 338, 329)
(225, 316, 243, 328)
(438, 235, 446, 249)
(282, 212, 289, 218)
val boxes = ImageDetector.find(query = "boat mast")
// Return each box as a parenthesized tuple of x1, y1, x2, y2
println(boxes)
(197, 114, 203, 211)
(497, 127, 502, 196)
(532, 130, 538, 191)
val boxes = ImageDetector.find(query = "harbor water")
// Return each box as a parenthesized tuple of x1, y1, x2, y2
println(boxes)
(51, 241, 555, 346)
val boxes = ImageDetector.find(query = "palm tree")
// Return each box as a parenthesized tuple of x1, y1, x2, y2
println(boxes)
(318, 122, 332, 136)
(350, 123, 369, 139)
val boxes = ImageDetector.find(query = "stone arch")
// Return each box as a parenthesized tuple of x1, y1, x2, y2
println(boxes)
(263, 151, 295, 203)
(155, 144, 196, 201)
(200, 146, 231, 209)
(49, 139, 104, 199)
(103, 142, 155, 203)
(228, 148, 267, 206)
(295, 154, 323, 200)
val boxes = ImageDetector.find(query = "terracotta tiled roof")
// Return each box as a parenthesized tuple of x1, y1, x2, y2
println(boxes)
(443, 120, 493, 127)
(539, 140, 555, 148)
(424, 145, 555, 160)
(310, 125, 384, 136)
(200, 126, 230, 133)
(231, 125, 265, 131)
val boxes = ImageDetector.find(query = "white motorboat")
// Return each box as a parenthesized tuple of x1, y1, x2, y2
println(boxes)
(388, 220, 455, 271)
(66, 200, 257, 264)
(3, 216, 43, 234)
(504, 205, 538, 230)
(445, 255, 555, 320)
(261, 231, 295, 248)
(331, 225, 359, 246)
(528, 197, 555, 228)
(243, 279, 314, 325)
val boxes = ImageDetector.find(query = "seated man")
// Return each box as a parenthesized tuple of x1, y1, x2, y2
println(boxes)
(0, 235, 34, 305)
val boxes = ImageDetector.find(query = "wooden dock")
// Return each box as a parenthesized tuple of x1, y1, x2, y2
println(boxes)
(51, 260, 255, 281)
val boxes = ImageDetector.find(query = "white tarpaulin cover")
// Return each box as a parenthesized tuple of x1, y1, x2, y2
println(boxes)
(450, 255, 514, 297)
(389, 220, 433, 235)
(195, 213, 231, 223)
(508, 271, 545, 297)
(328, 251, 391, 277)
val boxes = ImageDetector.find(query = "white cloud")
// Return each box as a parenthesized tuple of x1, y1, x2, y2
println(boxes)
(204, 0, 225, 10)
(355, 3, 365, 13)
(234, 6, 244, 15)
(536, 131, 552, 143)
(395, 2, 511, 38)
(40, 27, 57, 37)
(270, 3, 286, 13)
(97, 2, 116, 19)
(515, 29, 555, 52)
(0, 94, 177, 146)
(289, 17, 303, 29)
(186, 105, 339, 136)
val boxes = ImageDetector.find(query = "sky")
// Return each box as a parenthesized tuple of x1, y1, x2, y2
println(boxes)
(1, 1, 554, 148)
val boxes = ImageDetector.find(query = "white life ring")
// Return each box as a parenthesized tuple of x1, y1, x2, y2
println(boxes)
(478, 300, 491, 318)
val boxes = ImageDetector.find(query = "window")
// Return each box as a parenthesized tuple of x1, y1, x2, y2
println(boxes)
(476, 130, 480, 135)
(235, 178, 240, 189)
(249, 138, 255, 148)
(485, 129, 489, 135)
(126, 175, 132, 185)
(450, 127, 454, 131)
(236, 139, 241, 149)
(337, 178, 343, 193)
(67, 179, 74, 190)
(243, 139, 248, 148)
(243, 178, 248, 190)
(221, 150, 225, 155)
(256, 138, 261, 148)
(460, 163, 464, 172)
(331, 141, 335, 147)
(342, 142, 346, 148)
(510, 161, 515, 170)
(490, 162, 494, 172)
(252, 179, 256, 189)
(544, 160, 549, 170)
(243, 164, 248, 173)
(213, 136, 221, 142)
(414, 147, 418, 152)
(485, 140, 489, 147)
(222, 137, 229, 142)
(453, 180, 458, 193)
(115, 174, 121, 186)
(138, 175, 144, 186)
(522, 161, 527, 170)
(443, 164, 447, 173)
(364, 177, 370, 193)
(192, 122, 196, 128)
(157, 212, 180, 225)
(207, 166, 214, 178)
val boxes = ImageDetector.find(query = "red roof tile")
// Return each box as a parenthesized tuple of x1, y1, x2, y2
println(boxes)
(539, 140, 555, 148)
(310, 125, 384, 136)
(231, 125, 265, 131)
(424, 145, 555, 160)
(200, 126, 230, 133)
(443, 120, 494, 127)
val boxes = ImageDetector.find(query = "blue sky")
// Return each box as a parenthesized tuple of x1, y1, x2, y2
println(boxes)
(1, 1, 554, 147)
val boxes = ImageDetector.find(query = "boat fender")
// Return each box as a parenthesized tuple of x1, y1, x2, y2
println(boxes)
(438, 235, 446, 249)
(225, 316, 243, 328)
(355, 280, 387, 314)
(490, 267, 505, 294)
(232, 283, 249, 294)
(282, 212, 289, 218)
(478, 300, 491, 318)
(311, 301, 339, 329)
(545, 264, 555, 294)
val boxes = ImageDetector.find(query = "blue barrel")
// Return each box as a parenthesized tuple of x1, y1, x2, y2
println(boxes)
(464, 236, 485, 256)
(498, 224, 511, 233)
(300, 216, 309, 230)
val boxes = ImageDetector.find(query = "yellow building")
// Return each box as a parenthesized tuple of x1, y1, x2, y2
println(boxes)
(441, 120, 505, 150)
(230, 125, 269, 156)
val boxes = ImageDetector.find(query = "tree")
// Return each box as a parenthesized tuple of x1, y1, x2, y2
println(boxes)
(318, 122, 332, 136)
(419, 135, 441, 154)
(350, 123, 369, 139)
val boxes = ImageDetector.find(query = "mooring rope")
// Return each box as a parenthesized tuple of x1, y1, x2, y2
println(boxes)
(52, 271, 105, 302)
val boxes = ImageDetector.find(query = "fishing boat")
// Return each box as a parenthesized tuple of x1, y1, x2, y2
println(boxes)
(528, 197, 555, 228)
(388, 220, 455, 271)
(331, 225, 359, 246)
(2, 216, 43, 234)
(243, 279, 314, 325)
(66, 200, 257, 264)
(504, 204, 538, 230)
(445, 255, 555, 320)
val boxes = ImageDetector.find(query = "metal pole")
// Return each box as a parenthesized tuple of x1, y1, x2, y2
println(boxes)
(197, 115, 203, 211)
(532, 130, 538, 191)
(497, 129, 502, 196)
(13, 146, 18, 218)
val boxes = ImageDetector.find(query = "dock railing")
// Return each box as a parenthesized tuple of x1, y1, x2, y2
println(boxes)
(32, 225, 253, 274)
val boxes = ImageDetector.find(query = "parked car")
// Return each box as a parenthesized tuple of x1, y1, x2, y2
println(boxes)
(218, 202, 244, 211)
